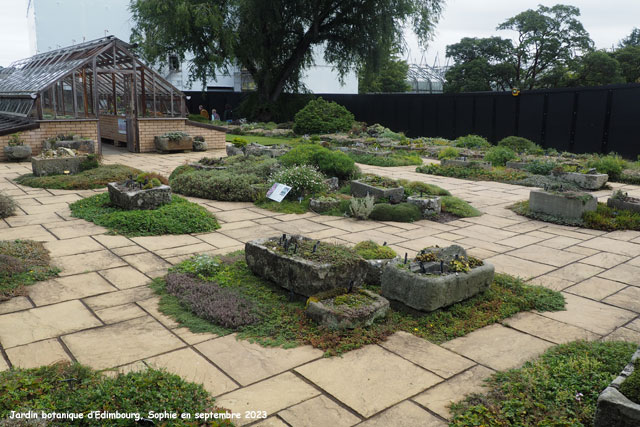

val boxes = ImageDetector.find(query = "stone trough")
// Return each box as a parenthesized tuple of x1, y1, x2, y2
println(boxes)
(381, 245, 494, 312)
(155, 135, 193, 153)
(594, 346, 640, 426)
(608, 194, 640, 214)
(529, 190, 597, 220)
(31, 154, 88, 176)
(245, 235, 368, 297)
(441, 158, 492, 170)
(350, 180, 404, 204)
(560, 171, 608, 190)
(306, 289, 389, 330)
(407, 195, 441, 218)
(107, 182, 172, 210)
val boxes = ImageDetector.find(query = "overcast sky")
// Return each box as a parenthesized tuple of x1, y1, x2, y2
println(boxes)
(0, 0, 638, 67)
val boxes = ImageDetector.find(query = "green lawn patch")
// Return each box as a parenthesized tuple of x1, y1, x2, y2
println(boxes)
(450, 340, 637, 426)
(349, 153, 423, 167)
(70, 193, 220, 237)
(15, 164, 141, 190)
(152, 253, 564, 356)
(0, 240, 60, 300)
(510, 200, 640, 231)
(225, 133, 296, 146)
(0, 362, 233, 426)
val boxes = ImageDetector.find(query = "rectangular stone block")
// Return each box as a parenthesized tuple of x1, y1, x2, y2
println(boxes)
(529, 190, 597, 220)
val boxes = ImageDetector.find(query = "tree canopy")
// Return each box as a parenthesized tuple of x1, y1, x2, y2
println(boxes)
(358, 54, 411, 93)
(619, 28, 640, 48)
(130, 0, 443, 117)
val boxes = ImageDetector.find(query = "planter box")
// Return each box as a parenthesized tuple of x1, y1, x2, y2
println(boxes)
(381, 261, 494, 312)
(244, 142, 288, 158)
(4, 145, 32, 161)
(193, 139, 208, 152)
(594, 346, 640, 427)
(441, 159, 492, 170)
(43, 139, 95, 154)
(107, 182, 172, 210)
(306, 289, 389, 330)
(560, 171, 608, 190)
(245, 236, 369, 297)
(407, 195, 441, 217)
(154, 136, 193, 153)
(363, 258, 397, 286)
(309, 198, 340, 213)
(351, 180, 404, 204)
(608, 197, 640, 214)
(226, 144, 244, 156)
(529, 190, 597, 220)
(31, 155, 87, 176)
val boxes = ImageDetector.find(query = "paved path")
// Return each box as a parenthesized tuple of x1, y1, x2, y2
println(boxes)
(2, 149, 640, 426)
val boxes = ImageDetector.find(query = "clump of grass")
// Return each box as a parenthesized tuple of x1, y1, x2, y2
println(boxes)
(0, 362, 232, 426)
(0, 240, 60, 300)
(69, 193, 220, 236)
(0, 192, 16, 218)
(450, 341, 637, 426)
(152, 254, 564, 356)
(15, 164, 141, 190)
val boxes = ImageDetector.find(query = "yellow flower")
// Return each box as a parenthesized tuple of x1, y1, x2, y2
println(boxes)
(413, 328, 418, 331)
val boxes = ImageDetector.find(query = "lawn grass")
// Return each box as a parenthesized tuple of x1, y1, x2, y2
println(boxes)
(0, 240, 60, 300)
(225, 133, 297, 146)
(0, 362, 233, 426)
(510, 200, 640, 231)
(70, 193, 220, 236)
(349, 152, 423, 167)
(450, 340, 637, 426)
(15, 164, 141, 190)
(152, 253, 565, 356)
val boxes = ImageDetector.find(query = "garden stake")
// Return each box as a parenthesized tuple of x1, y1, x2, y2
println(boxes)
(382, 241, 387, 246)
(440, 260, 444, 274)
(404, 253, 408, 264)
(348, 280, 354, 293)
(293, 243, 298, 254)
(419, 261, 426, 273)
(312, 241, 319, 253)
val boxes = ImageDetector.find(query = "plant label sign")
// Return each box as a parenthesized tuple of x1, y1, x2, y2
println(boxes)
(266, 183, 292, 203)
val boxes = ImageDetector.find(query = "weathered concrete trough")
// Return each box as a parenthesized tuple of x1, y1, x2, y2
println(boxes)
(560, 171, 608, 190)
(245, 235, 369, 297)
(155, 135, 193, 153)
(351, 180, 404, 204)
(529, 190, 597, 220)
(43, 139, 95, 154)
(309, 197, 340, 213)
(594, 346, 640, 427)
(608, 196, 640, 214)
(306, 289, 389, 330)
(4, 145, 32, 161)
(407, 195, 442, 217)
(107, 182, 172, 210)
(31, 155, 87, 176)
(441, 159, 492, 170)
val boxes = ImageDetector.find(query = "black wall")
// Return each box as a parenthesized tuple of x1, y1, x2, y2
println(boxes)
(186, 83, 640, 158)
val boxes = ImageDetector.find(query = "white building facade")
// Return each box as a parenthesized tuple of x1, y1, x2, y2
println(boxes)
(26, 0, 357, 94)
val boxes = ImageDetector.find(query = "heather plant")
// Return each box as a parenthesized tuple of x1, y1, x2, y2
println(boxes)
(0, 240, 60, 300)
(280, 144, 357, 180)
(165, 272, 258, 328)
(270, 165, 328, 197)
(0, 193, 16, 218)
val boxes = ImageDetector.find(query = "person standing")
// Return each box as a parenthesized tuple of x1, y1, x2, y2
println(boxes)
(211, 109, 220, 121)
(198, 105, 209, 119)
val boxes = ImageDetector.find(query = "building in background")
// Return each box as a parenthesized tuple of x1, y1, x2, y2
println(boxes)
(25, 0, 357, 94)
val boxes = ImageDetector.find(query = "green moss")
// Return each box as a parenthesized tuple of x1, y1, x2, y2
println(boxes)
(353, 241, 397, 259)
(369, 203, 422, 222)
(15, 164, 141, 190)
(398, 180, 451, 197)
(619, 359, 640, 404)
(264, 238, 363, 270)
(69, 193, 220, 236)
(450, 341, 637, 426)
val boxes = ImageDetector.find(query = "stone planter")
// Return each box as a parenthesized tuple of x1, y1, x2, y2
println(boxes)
(608, 196, 640, 214)
(529, 190, 597, 220)
(441, 159, 492, 170)
(306, 289, 389, 330)
(363, 258, 397, 286)
(351, 180, 404, 204)
(560, 171, 608, 190)
(349, 148, 392, 157)
(505, 161, 529, 170)
(31, 155, 87, 176)
(43, 139, 94, 154)
(226, 144, 244, 156)
(107, 182, 172, 210)
(309, 198, 340, 213)
(245, 236, 369, 297)
(594, 346, 640, 426)
(381, 260, 494, 312)
(154, 136, 193, 153)
(4, 145, 32, 161)
(192, 138, 208, 152)
(244, 142, 288, 158)
(407, 195, 442, 217)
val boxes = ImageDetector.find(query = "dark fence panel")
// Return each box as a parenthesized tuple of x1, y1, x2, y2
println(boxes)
(186, 82, 640, 158)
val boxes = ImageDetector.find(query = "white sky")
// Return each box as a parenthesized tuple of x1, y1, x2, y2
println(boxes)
(0, 0, 638, 67)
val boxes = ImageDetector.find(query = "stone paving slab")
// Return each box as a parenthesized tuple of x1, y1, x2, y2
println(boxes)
(54, 250, 126, 276)
(278, 395, 361, 427)
(296, 345, 442, 418)
(0, 297, 33, 315)
(5, 338, 71, 368)
(357, 400, 446, 427)
(566, 277, 627, 300)
(98, 266, 151, 290)
(28, 272, 117, 306)
(503, 312, 599, 344)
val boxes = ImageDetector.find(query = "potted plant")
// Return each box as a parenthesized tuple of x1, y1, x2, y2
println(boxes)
(3, 133, 32, 161)
(192, 135, 208, 152)
(107, 173, 172, 210)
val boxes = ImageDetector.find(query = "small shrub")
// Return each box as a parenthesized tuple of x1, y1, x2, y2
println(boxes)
(280, 144, 357, 180)
(438, 146, 460, 160)
(353, 241, 396, 259)
(399, 180, 451, 197)
(293, 97, 355, 135)
(270, 165, 328, 198)
(524, 159, 557, 175)
(7, 132, 24, 146)
(79, 153, 101, 171)
(369, 203, 421, 222)
(349, 195, 375, 219)
(165, 272, 258, 328)
(586, 153, 626, 181)
(441, 196, 482, 217)
(169, 164, 196, 181)
(172, 170, 261, 201)
(161, 131, 189, 141)
(484, 146, 516, 166)
(0, 193, 16, 218)
(135, 172, 169, 186)
(232, 137, 248, 147)
(498, 136, 540, 153)
(454, 134, 491, 149)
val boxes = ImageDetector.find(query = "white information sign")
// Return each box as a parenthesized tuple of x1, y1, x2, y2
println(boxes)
(266, 183, 292, 203)
(117, 118, 127, 135)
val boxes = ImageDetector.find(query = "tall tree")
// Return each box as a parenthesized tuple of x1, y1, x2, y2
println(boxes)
(612, 46, 640, 83)
(130, 0, 443, 117)
(563, 50, 624, 87)
(619, 28, 640, 48)
(359, 55, 411, 93)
